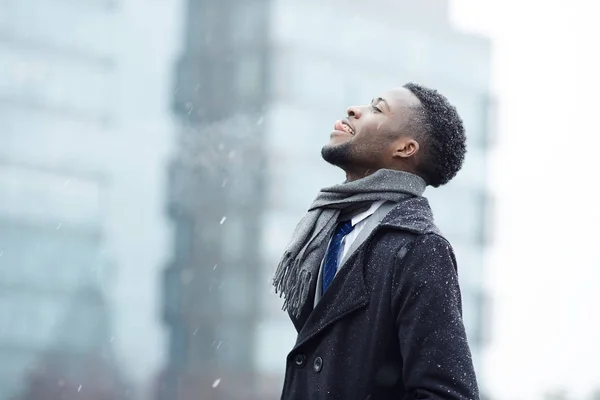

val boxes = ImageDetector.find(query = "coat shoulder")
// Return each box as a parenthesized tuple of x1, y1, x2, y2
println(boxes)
(373, 228, 451, 255)
(368, 229, 456, 274)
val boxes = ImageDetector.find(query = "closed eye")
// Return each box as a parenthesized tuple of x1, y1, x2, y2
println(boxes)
(371, 105, 382, 113)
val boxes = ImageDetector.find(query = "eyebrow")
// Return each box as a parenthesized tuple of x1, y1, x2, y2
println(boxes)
(372, 97, 390, 111)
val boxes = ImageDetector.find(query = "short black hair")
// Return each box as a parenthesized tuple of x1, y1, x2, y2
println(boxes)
(403, 82, 467, 187)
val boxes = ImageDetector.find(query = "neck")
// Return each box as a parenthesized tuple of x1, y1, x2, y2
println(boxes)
(345, 168, 375, 182)
(345, 164, 420, 183)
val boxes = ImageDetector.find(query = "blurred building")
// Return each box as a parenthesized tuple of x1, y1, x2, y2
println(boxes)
(0, 1, 122, 398)
(0, 0, 176, 398)
(165, 0, 492, 398)
(0, 162, 119, 399)
(162, 0, 269, 397)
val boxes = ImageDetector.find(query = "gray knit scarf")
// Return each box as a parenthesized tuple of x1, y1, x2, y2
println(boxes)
(272, 169, 427, 317)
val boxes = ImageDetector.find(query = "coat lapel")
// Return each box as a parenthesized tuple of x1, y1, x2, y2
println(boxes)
(292, 240, 370, 350)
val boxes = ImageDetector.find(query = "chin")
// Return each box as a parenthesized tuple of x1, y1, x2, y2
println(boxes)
(321, 141, 353, 168)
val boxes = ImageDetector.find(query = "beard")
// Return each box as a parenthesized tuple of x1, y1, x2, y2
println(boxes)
(321, 141, 355, 169)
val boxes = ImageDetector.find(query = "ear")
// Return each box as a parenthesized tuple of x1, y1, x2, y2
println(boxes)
(392, 137, 420, 159)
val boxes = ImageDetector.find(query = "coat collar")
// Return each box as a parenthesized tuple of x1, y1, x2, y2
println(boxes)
(379, 196, 441, 235)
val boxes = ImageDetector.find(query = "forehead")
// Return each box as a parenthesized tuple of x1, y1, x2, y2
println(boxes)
(378, 87, 421, 111)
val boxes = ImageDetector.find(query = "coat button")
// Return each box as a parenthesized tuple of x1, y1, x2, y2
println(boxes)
(294, 354, 307, 368)
(313, 356, 323, 373)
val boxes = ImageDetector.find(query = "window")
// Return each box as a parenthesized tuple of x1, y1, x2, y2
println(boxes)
(216, 321, 253, 369)
(174, 217, 194, 264)
(169, 322, 189, 367)
(254, 320, 297, 374)
(199, 222, 221, 252)
(0, 347, 36, 394)
(437, 87, 492, 149)
(162, 266, 182, 322)
(228, 171, 261, 205)
(220, 218, 245, 262)
(0, 44, 113, 116)
(197, 1, 221, 43)
(0, 293, 63, 348)
(460, 288, 490, 348)
(26, 297, 65, 347)
(0, 224, 101, 290)
(220, 269, 251, 316)
(5, 0, 118, 56)
(452, 242, 485, 288)
(428, 186, 486, 245)
(224, 133, 264, 204)
(261, 210, 304, 264)
(188, 324, 217, 369)
(236, 54, 263, 100)
(230, 0, 266, 46)
(49, 288, 110, 353)
(0, 108, 109, 159)
(0, 166, 103, 228)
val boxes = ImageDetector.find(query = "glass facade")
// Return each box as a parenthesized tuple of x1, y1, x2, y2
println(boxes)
(0, 164, 113, 398)
(0, 0, 175, 398)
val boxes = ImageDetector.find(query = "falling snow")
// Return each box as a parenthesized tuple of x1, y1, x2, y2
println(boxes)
(212, 378, 221, 388)
(220, 216, 227, 224)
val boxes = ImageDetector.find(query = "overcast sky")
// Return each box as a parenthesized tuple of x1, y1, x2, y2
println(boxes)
(451, 1, 600, 399)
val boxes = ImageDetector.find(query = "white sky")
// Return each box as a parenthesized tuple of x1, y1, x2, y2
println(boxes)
(451, 1, 600, 399)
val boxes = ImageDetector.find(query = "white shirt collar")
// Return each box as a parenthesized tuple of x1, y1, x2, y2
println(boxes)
(351, 200, 386, 227)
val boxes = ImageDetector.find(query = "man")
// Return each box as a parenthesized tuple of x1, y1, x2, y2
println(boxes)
(273, 83, 479, 400)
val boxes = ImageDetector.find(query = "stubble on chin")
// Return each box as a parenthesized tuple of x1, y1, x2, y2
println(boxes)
(321, 141, 354, 169)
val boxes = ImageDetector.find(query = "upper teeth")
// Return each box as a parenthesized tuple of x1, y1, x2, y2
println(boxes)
(342, 124, 353, 134)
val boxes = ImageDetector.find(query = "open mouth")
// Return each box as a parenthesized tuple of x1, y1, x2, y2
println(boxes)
(333, 119, 355, 135)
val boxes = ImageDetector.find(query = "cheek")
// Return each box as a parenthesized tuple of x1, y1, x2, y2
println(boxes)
(354, 121, 394, 145)
(352, 131, 395, 158)
(349, 137, 383, 158)
(354, 126, 392, 147)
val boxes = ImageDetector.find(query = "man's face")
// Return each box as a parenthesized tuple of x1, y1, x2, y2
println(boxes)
(321, 87, 422, 176)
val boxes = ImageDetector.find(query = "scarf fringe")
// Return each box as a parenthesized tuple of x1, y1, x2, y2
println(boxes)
(273, 252, 312, 317)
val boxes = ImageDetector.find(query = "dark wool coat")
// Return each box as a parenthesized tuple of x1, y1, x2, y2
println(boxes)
(280, 197, 479, 400)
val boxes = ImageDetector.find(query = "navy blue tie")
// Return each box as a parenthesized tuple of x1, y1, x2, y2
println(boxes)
(322, 220, 354, 294)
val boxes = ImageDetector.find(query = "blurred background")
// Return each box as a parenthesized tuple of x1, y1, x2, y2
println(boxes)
(0, 0, 599, 399)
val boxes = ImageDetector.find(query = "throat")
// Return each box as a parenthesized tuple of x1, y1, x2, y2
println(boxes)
(345, 169, 374, 182)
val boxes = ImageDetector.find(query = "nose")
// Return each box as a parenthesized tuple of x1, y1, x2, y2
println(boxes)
(347, 106, 362, 119)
